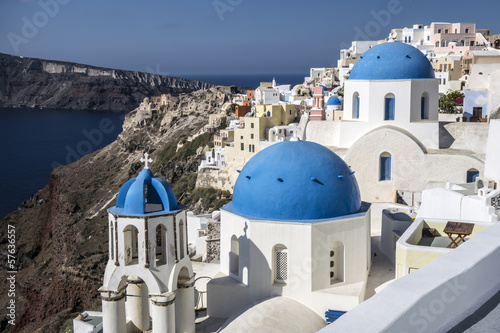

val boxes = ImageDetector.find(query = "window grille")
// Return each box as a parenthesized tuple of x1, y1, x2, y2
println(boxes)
(275, 250, 288, 282)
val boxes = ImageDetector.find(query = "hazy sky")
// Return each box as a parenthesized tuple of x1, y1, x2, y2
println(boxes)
(1, 0, 499, 75)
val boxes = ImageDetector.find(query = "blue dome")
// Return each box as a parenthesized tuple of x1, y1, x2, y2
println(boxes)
(327, 96, 342, 106)
(230, 141, 361, 220)
(349, 42, 435, 80)
(111, 169, 178, 215)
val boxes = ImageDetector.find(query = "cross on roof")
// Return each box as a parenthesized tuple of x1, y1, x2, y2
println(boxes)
(140, 152, 153, 169)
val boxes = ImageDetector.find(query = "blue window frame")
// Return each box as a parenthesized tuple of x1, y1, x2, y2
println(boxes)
(385, 97, 395, 120)
(467, 170, 479, 183)
(380, 155, 392, 181)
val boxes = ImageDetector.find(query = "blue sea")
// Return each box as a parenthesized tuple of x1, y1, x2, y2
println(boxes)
(0, 108, 126, 218)
(179, 73, 306, 88)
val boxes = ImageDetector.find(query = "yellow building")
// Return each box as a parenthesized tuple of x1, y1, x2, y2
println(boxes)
(224, 104, 296, 188)
(433, 55, 463, 81)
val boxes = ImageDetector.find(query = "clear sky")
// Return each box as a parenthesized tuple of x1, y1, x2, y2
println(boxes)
(1, 0, 499, 75)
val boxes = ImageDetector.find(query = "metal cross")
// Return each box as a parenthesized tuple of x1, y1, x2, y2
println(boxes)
(140, 152, 153, 169)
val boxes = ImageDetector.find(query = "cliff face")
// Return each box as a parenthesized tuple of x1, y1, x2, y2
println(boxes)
(0, 53, 216, 111)
(0, 86, 234, 332)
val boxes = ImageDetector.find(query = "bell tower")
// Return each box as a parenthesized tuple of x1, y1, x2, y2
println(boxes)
(100, 153, 195, 333)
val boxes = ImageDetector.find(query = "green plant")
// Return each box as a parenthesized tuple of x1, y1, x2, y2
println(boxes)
(439, 90, 464, 113)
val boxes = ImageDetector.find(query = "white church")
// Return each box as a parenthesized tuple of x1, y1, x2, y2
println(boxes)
(98, 154, 196, 333)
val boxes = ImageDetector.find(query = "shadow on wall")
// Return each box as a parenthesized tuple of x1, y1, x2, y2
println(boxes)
(490, 107, 500, 120)
(438, 122, 456, 149)
(219, 222, 286, 326)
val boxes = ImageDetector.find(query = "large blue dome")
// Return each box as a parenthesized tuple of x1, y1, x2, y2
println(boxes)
(230, 141, 361, 220)
(110, 168, 178, 216)
(349, 42, 435, 80)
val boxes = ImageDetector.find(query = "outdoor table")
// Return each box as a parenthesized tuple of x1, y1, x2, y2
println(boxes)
(443, 221, 474, 248)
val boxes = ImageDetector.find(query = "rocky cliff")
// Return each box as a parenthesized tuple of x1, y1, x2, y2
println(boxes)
(0, 53, 216, 111)
(0, 86, 234, 332)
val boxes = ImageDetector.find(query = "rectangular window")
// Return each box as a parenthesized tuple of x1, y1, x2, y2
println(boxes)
(249, 145, 251, 152)
(251, 134, 254, 139)
(427, 36, 430, 41)
(408, 36, 411, 43)
(385, 97, 395, 120)
(241, 143, 244, 150)
(252, 145, 255, 153)
(380, 156, 391, 181)
(251, 123, 254, 128)
(275, 251, 288, 282)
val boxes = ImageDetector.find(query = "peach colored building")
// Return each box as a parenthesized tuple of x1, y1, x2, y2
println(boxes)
(462, 49, 500, 75)
(429, 23, 487, 54)
(310, 87, 326, 121)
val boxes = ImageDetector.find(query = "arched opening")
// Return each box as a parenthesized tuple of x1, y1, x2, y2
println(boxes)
(179, 219, 185, 259)
(421, 92, 429, 119)
(441, 40, 446, 47)
(380, 152, 392, 181)
(123, 225, 139, 265)
(467, 169, 479, 183)
(384, 93, 395, 120)
(156, 224, 167, 265)
(273, 244, 288, 284)
(330, 241, 345, 284)
(110, 223, 114, 261)
(352, 92, 360, 119)
(230, 235, 239, 276)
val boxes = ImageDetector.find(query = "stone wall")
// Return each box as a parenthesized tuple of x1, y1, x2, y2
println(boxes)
(206, 221, 221, 263)
(196, 168, 234, 192)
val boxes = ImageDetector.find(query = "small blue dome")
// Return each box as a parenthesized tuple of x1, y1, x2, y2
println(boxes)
(111, 169, 178, 215)
(230, 141, 361, 220)
(327, 96, 342, 106)
(349, 42, 435, 80)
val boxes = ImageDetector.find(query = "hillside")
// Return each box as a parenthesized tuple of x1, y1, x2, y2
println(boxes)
(0, 53, 216, 111)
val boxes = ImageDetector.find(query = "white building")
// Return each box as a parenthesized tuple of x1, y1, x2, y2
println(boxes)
(98, 154, 195, 333)
(305, 42, 486, 203)
(323, 120, 500, 333)
(198, 147, 226, 171)
(207, 141, 371, 326)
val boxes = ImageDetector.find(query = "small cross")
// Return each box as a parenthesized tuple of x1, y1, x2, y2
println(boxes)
(140, 152, 153, 169)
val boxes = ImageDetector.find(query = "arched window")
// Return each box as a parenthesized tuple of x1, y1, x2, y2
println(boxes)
(267, 111, 271, 117)
(435, 41, 440, 47)
(330, 241, 345, 284)
(230, 235, 239, 276)
(421, 92, 429, 119)
(384, 93, 395, 121)
(380, 152, 392, 181)
(352, 92, 360, 119)
(178, 219, 185, 259)
(467, 169, 479, 183)
(123, 225, 139, 265)
(441, 40, 446, 47)
(156, 224, 167, 265)
(273, 244, 288, 284)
